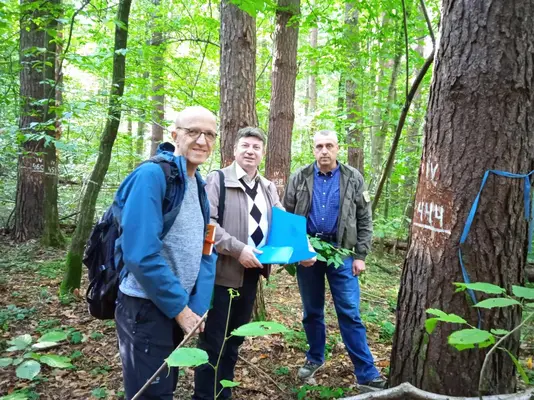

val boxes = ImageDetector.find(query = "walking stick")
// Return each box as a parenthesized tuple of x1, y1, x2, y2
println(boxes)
(131, 311, 208, 400)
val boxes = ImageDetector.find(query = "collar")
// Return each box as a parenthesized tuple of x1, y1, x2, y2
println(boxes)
(235, 161, 259, 183)
(314, 161, 340, 177)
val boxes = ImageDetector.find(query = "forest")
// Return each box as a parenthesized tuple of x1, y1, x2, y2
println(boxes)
(0, 0, 533, 398)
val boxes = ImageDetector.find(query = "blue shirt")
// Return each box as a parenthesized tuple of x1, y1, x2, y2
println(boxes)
(307, 162, 340, 236)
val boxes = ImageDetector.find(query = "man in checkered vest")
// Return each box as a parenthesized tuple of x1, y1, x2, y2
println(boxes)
(193, 127, 315, 400)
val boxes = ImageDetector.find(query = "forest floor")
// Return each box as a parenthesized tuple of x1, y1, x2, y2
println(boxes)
(0, 236, 402, 400)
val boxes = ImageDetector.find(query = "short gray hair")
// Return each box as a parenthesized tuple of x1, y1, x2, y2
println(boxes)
(313, 130, 338, 143)
(235, 127, 266, 145)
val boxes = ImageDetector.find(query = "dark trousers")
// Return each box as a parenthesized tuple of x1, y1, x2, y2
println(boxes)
(193, 269, 260, 400)
(115, 291, 184, 400)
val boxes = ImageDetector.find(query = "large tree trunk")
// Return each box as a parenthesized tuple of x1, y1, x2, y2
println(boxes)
(390, 1, 534, 396)
(345, 1, 363, 173)
(264, 0, 299, 197)
(149, 0, 165, 156)
(15, 0, 62, 246)
(219, 0, 258, 167)
(60, 0, 132, 294)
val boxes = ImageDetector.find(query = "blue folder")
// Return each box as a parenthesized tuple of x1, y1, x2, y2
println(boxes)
(256, 207, 316, 264)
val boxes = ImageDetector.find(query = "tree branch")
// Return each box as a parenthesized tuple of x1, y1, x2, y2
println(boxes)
(372, 51, 434, 213)
(341, 382, 534, 400)
(419, 0, 435, 46)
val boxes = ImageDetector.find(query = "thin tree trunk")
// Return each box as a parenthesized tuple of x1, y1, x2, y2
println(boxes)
(390, 1, 534, 395)
(308, 26, 317, 116)
(219, 0, 258, 167)
(149, 0, 164, 156)
(345, 1, 363, 172)
(265, 0, 300, 197)
(61, 0, 132, 294)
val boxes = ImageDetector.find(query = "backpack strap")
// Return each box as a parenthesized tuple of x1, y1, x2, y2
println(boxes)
(217, 169, 226, 226)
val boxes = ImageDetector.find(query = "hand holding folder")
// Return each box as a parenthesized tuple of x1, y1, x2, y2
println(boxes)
(256, 208, 316, 264)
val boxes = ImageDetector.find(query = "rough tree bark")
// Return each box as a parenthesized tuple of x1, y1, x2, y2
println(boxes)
(345, 1, 363, 173)
(265, 0, 300, 197)
(15, 0, 63, 246)
(390, 1, 534, 396)
(149, 0, 165, 156)
(219, 0, 258, 167)
(60, 0, 132, 293)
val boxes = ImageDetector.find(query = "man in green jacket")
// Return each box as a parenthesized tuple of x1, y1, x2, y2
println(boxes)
(283, 129, 386, 391)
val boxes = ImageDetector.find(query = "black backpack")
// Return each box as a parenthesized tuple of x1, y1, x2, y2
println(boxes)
(83, 157, 179, 320)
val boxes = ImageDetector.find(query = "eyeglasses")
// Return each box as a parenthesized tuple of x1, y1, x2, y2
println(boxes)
(178, 127, 218, 143)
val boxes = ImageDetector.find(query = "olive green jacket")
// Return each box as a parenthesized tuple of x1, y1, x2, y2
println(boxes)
(282, 162, 372, 260)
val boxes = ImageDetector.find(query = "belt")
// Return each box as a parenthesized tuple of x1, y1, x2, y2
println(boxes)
(312, 232, 337, 243)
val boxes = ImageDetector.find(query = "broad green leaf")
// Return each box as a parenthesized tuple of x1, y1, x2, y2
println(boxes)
(454, 282, 506, 295)
(220, 380, 240, 388)
(474, 298, 521, 309)
(231, 321, 290, 337)
(316, 254, 326, 262)
(477, 334, 496, 349)
(512, 286, 534, 300)
(448, 329, 492, 346)
(0, 358, 13, 367)
(490, 329, 510, 336)
(426, 309, 447, 318)
(31, 342, 58, 350)
(12, 358, 23, 366)
(0, 392, 29, 400)
(15, 360, 41, 380)
(452, 343, 475, 351)
(8, 334, 32, 350)
(38, 331, 67, 343)
(501, 348, 529, 384)
(40, 355, 72, 369)
(165, 348, 209, 368)
(425, 318, 439, 334)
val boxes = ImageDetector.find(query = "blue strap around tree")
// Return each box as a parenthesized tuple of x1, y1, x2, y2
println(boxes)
(458, 169, 534, 327)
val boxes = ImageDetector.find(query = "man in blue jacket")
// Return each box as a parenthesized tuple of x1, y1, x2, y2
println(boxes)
(113, 106, 218, 399)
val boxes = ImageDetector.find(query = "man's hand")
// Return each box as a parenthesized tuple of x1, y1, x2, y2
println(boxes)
(352, 259, 366, 276)
(301, 256, 316, 267)
(175, 306, 203, 334)
(238, 245, 263, 269)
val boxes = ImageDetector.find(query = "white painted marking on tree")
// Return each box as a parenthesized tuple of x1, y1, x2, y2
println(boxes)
(413, 222, 451, 235)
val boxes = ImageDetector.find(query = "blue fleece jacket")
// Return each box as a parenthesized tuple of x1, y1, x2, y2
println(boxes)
(112, 143, 216, 319)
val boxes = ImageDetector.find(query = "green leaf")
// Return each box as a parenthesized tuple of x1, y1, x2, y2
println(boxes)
(165, 348, 209, 368)
(426, 309, 447, 318)
(477, 334, 496, 349)
(425, 318, 439, 334)
(490, 329, 510, 336)
(220, 380, 240, 388)
(0, 392, 29, 400)
(8, 334, 32, 350)
(452, 343, 475, 351)
(448, 329, 493, 346)
(91, 388, 107, 399)
(500, 348, 530, 384)
(40, 355, 72, 369)
(31, 342, 58, 350)
(316, 254, 326, 262)
(0, 358, 13, 367)
(39, 331, 67, 343)
(454, 282, 506, 295)
(231, 321, 290, 337)
(15, 360, 41, 380)
(512, 286, 534, 300)
(12, 358, 23, 366)
(474, 298, 521, 309)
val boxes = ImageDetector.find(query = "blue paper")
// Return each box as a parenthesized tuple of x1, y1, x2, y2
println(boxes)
(258, 207, 316, 264)
(256, 246, 293, 264)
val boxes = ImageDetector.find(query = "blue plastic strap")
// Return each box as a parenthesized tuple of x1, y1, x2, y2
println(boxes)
(458, 169, 534, 328)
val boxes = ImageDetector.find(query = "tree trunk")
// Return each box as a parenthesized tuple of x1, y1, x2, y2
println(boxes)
(15, 0, 62, 246)
(265, 0, 299, 197)
(136, 72, 149, 159)
(60, 0, 132, 294)
(345, 1, 363, 173)
(308, 26, 317, 116)
(390, 1, 534, 396)
(219, 0, 258, 167)
(149, 0, 165, 156)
